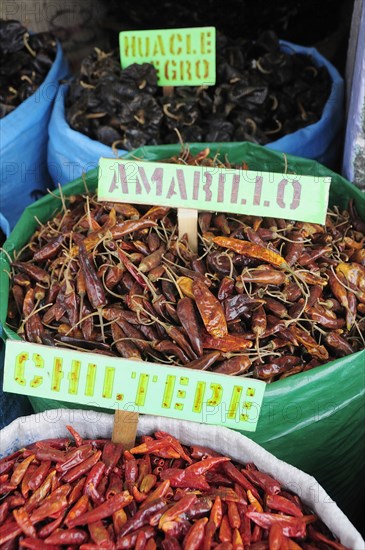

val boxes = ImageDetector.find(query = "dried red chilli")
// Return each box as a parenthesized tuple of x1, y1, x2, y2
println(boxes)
(0, 427, 349, 549)
(4, 148, 365, 382)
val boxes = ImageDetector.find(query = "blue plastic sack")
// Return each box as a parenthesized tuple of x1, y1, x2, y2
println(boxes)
(47, 40, 343, 186)
(47, 85, 126, 186)
(269, 41, 344, 167)
(0, 212, 10, 240)
(0, 42, 68, 230)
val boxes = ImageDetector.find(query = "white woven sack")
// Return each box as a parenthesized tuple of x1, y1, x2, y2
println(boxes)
(0, 410, 364, 549)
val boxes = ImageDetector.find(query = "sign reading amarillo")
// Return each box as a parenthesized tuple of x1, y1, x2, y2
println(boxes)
(4, 340, 266, 431)
(98, 158, 331, 224)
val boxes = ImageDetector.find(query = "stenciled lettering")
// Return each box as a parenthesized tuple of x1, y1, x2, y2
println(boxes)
(14, 352, 27, 386)
(152, 35, 165, 56)
(163, 59, 211, 82)
(290, 180, 302, 209)
(202, 171, 213, 202)
(122, 29, 213, 61)
(6, 341, 265, 431)
(136, 167, 152, 195)
(277, 178, 302, 210)
(119, 163, 130, 193)
(253, 176, 263, 206)
(193, 381, 206, 413)
(195, 59, 209, 79)
(85, 363, 96, 397)
(166, 169, 188, 200)
(192, 170, 200, 200)
(68, 360, 81, 395)
(108, 163, 130, 194)
(230, 174, 240, 204)
(103, 367, 115, 399)
(162, 374, 176, 409)
(135, 373, 149, 406)
(169, 33, 182, 55)
(14, 352, 44, 387)
(123, 35, 136, 57)
(227, 385, 243, 420)
(51, 358, 64, 392)
(151, 167, 163, 196)
(119, 28, 215, 86)
(276, 179, 288, 209)
(138, 36, 150, 57)
(217, 173, 225, 203)
(201, 31, 210, 54)
(206, 383, 223, 407)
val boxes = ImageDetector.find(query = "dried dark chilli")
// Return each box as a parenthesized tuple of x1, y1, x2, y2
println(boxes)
(65, 31, 331, 149)
(0, 19, 56, 118)
(5, 150, 365, 381)
(0, 427, 349, 549)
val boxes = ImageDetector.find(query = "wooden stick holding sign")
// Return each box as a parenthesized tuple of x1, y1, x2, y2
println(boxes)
(112, 409, 139, 449)
(112, 357, 141, 448)
(178, 208, 198, 253)
(163, 86, 174, 97)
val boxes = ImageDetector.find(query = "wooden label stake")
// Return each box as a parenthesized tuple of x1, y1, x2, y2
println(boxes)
(112, 409, 139, 449)
(178, 208, 198, 253)
(163, 86, 174, 97)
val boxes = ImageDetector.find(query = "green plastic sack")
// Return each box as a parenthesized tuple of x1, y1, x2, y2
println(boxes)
(1, 143, 364, 529)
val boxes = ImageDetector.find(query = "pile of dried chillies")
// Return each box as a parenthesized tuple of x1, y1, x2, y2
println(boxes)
(5, 148, 365, 381)
(0, 19, 57, 118)
(0, 426, 350, 549)
(65, 31, 331, 149)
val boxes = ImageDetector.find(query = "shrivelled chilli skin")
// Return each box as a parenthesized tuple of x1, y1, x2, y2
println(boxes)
(176, 297, 203, 355)
(0, 426, 346, 549)
(212, 237, 287, 267)
(193, 279, 228, 338)
(78, 243, 107, 309)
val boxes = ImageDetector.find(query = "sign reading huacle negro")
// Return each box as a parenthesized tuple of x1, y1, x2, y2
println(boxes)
(119, 27, 216, 86)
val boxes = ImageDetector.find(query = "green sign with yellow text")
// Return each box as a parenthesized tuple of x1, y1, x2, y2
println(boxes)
(98, 158, 331, 224)
(4, 340, 265, 431)
(119, 27, 216, 86)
